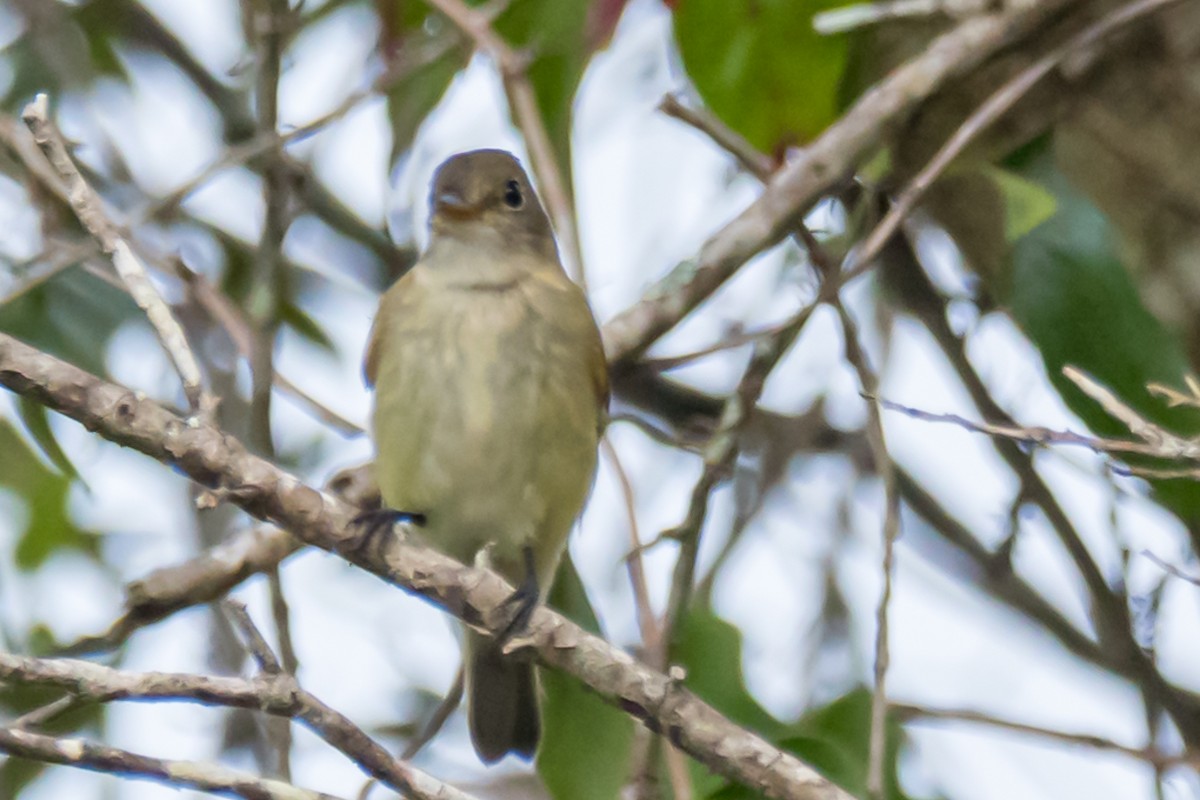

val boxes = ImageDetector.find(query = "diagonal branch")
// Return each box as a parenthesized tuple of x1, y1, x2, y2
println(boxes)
(0, 651, 478, 800)
(0, 331, 852, 800)
(602, 0, 1078, 364)
(20, 94, 211, 415)
(0, 726, 344, 800)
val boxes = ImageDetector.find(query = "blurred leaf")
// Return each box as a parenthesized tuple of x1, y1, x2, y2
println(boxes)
(281, 300, 336, 354)
(376, 1, 470, 163)
(707, 689, 915, 800)
(674, 605, 787, 796)
(539, 557, 635, 800)
(0, 267, 137, 377)
(0, 421, 96, 570)
(673, 0, 848, 154)
(385, 54, 465, 163)
(1, 3, 115, 108)
(779, 690, 888, 799)
(16, 395, 83, 485)
(1004, 153, 1200, 515)
(495, 0, 593, 177)
(981, 165, 1057, 243)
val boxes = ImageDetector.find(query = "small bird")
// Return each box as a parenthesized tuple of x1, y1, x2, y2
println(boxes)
(364, 149, 608, 763)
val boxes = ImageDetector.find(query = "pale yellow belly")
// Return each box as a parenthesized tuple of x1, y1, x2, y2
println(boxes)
(370, 293, 597, 586)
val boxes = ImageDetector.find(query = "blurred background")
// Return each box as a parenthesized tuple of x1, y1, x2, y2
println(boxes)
(1, 0, 1199, 798)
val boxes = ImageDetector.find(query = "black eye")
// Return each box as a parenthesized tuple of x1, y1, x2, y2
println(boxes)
(502, 179, 524, 209)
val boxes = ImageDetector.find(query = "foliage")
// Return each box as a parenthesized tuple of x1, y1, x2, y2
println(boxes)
(0, 1, 1197, 800)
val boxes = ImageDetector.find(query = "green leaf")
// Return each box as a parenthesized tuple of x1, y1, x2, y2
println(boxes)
(386, 53, 465, 163)
(494, 0, 594, 187)
(1005, 153, 1200, 515)
(281, 300, 336, 354)
(0, 267, 138, 378)
(707, 689, 917, 800)
(538, 557, 634, 800)
(674, 605, 788, 796)
(376, 2, 471, 164)
(16, 395, 84, 485)
(981, 165, 1057, 243)
(673, 0, 849, 153)
(0, 420, 97, 570)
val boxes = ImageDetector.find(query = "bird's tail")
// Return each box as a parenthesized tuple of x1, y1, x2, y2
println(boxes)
(466, 629, 540, 763)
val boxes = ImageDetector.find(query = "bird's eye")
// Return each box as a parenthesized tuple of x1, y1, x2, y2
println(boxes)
(502, 179, 524, 209)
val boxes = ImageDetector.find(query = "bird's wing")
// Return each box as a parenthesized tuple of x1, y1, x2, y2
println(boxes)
(363, 270, 422, 389)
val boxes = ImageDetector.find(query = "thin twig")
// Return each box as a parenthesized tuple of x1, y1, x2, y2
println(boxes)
(604, 434, 692, 800)
(11, 694, 82, 731)
(640, 320, 794, 373)
(812, 0, 993, 34)
(603, 0, 1076, 364)
(222, 598, 284, 674)
(1142, 551, 1200, 588)
(173, 260, 364, 436)
(20, 94, 212, 415)
(892, 703, 1199, 769)
(0, 651, 481, 800)
(657, 300, 822, 651)
(422, 0, 584, 286)
(244, 0, 298, 778)
(141, 29, 462, 221)
(658, 94, 776, 178)
(602, 438, 658, 650)
(1063, 366, 1200, 459)
(0, 726, 345, 800)
(832, 301, 900, 800)
(877, 397, 1200, 463)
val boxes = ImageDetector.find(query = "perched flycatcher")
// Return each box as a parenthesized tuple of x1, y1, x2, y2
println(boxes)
(364, 149, 608, 763)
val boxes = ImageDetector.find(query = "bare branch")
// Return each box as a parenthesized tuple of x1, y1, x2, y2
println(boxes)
(0, 650, 479, 800)
(892, 703, 1198, 770)
(878, 396, 1200, 463)
(0, 726, 343, 800)
(19, 94, 212, 415)
(603, 0, 1075, 364)
(1142, 551, 1200, 588)
(832, 302, 900, 800)
(0, 331, 853, 800)
(62, 464, 378, 655)
(658, 94, 776, 178)
(812, 0, 994, 34)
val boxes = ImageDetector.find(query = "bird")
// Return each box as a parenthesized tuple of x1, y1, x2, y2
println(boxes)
(364, 149, 608, 763)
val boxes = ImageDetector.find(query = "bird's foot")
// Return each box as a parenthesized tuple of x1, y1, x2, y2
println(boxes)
(347, 508, 426, 558)
(498, 545, 540, 643)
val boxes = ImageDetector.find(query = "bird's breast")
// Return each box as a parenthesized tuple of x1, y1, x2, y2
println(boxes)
(370, 278, 599, 565)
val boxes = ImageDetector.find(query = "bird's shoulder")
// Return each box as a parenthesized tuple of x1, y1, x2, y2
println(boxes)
(363, 268, 431, 388)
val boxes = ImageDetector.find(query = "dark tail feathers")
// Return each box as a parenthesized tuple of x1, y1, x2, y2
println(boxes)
(467, 631, 539, 763)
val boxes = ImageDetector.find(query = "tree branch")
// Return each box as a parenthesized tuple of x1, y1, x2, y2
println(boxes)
(20, 94, 212, 415)
(0, 726, 344, 800)
(0, 331, 852, 800)
(602, 0, 1077, 365)
(0, 651, 478, 800)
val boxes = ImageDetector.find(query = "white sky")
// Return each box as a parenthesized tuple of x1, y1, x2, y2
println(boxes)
(1, 1, 1198, 799)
